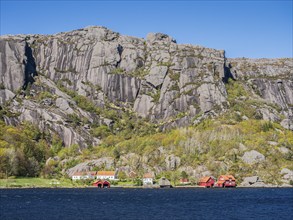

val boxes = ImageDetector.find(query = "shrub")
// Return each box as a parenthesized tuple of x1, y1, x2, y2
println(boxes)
(91, 125, 111, 139)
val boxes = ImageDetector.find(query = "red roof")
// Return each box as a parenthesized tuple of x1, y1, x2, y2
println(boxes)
(97, 171, 115, 176)
(199, 176, 214, 183)
(217, 175, 236, 184)
(180, 178, 189, 183)
(143, 173, 154, 178)
(72, 172, 85, 176)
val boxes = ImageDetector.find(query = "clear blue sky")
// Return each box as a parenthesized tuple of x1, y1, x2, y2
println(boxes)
(1, 0, 292, 58)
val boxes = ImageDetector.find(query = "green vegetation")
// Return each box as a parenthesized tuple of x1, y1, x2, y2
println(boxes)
(1, 71, 292, 187)
(109, 68, 125, 75)
(36, 91, 54, 102)
(169, 72, 180, 81)
(0, 177, 75, 188)
(150, 90, 161, 103)
(0, 83, 5, 89)
(0, 121, 53, 178)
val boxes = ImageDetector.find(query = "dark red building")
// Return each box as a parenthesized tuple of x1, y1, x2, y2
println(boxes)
(215, 175, 236, 187)
(93, 180, 111, 188)
(198, 176, 215, 188)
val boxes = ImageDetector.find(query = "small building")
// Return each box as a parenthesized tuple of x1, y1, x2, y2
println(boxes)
(158, 177, 172, 188)
(96, 171, 117, 180)
(143, 173, 154, 185)
(198, 176, 215, 188)
(72, 172, 84, 180)
(180, 178, 190, 184)
(215, 175, 236, 187)
(72, 171, 96, 180)
(93, 180, 111, 188)
(84, 171, 97, 179)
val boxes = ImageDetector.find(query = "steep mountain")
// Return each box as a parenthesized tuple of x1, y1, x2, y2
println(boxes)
(0, 26, 292, 184)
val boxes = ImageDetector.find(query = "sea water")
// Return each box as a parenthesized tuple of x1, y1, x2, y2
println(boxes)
(0, 188, 292, 219)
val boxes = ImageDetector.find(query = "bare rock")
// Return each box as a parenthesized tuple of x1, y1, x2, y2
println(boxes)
(0, 89, 15, 105)
(281, 119, 293, 131)
(66, 157, 114, 177)
(146, 33, 176, 43)
(165, 154, 181, 170)
(280, 168, 293, 183)
(56, 97, 74, 114)
(241, 150, 265, 164)
(145, 66, 168, 88)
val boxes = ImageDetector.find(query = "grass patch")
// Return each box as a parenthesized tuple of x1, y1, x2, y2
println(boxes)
(0, 177, 75, 188)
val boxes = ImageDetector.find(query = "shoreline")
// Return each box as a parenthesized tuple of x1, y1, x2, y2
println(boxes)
(1, 185, 292, 189)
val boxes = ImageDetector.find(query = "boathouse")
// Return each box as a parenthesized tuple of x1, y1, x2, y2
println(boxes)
(198, 176, 215, 188)
(180, 178, 190, 184)
(93, 180, 111, 188)
(215, 175, 236, 187)
(158, 177, 172, 188)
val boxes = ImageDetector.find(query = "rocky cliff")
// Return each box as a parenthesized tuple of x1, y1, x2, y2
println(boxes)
(1, 26, 292, 148)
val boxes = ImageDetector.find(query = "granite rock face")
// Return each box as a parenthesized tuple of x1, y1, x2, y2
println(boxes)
(227, 58, 293, 130)
(1, 26, 293, 149)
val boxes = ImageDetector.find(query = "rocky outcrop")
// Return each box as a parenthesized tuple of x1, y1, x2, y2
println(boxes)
(165, 154, 181, 170)
(227, 58, 293, 130)
(240, 176, 267, 187)
(66, 157, 114, 177)
(1, 26, 293, 150)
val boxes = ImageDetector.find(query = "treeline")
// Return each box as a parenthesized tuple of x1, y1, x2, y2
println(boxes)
(0, 121, 62, 178)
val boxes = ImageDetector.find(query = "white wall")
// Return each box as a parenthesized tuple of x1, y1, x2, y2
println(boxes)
(97, 175, 115, 180)
(143, 178, 153, 184)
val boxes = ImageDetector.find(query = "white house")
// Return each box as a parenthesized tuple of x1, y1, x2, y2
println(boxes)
(83, 171, 97, 180)
(143, 173, 154, 185)
(96, 171, 117, 180)
(72, 172, 84, 180)
(72, 171, 96, 180)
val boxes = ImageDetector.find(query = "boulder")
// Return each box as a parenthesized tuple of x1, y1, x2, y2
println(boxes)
(241, 150, 265, 164)
(241, 176, 265, 187)
(56, 97, 74, 114)
(278, 147, 290, 154)
(281, 119, 293, 131)
(280, 168, 293, 183)
(0, 89, 15, 105)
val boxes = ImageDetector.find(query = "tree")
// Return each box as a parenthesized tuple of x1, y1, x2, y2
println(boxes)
(181, 171, 188, 179)
(118, 171, 127, 180)
(170, 171, 181, 186)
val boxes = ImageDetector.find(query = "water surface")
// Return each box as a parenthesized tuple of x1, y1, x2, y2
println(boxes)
(1, 188, 292, 219)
